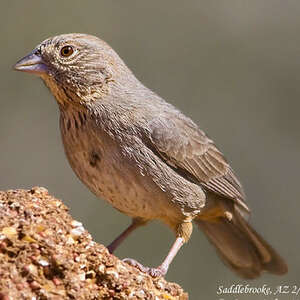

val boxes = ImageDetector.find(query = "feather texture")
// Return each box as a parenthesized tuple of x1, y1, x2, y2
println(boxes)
(146, 112, 249, 213)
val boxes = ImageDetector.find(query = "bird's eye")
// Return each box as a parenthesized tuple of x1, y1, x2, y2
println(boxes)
(60, 45, 74, 57)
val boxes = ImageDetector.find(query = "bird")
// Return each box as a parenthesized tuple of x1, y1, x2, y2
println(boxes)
(14, 33, 287, 278)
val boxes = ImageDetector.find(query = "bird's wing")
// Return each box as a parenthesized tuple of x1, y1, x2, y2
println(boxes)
(145, 113, 249, 213)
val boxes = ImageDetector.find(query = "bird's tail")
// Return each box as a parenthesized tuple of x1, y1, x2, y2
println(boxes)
(195, 205, 288, 279)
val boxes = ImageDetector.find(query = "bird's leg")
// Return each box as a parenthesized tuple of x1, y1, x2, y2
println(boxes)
(123, 221, 192, 277)
(107, 218, 147, 254)
(123, 237, 184, 277)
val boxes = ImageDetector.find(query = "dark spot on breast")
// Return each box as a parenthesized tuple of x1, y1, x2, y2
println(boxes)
(78, 112, 84, 126)
(67, 118, 71, 130)
(89, 150, 101, 167)
(74, 116, 79, 129)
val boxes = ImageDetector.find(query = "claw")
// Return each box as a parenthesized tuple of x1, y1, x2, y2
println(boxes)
(122, 258, 150, 273)
(122, 258, 167, 277)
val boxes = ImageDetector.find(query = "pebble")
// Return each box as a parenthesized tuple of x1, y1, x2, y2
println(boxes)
(38, 259, 49, 267)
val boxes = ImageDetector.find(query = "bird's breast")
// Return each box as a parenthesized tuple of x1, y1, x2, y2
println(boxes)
(59, 109, 173, 219)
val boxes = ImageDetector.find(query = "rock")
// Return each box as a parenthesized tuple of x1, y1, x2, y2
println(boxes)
(0, 188, 188, 300)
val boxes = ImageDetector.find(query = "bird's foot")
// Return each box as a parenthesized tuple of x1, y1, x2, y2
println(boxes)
(122, 258, 167, 277)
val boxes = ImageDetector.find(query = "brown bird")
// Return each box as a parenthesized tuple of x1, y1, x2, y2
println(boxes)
(14, 33, 287, 278)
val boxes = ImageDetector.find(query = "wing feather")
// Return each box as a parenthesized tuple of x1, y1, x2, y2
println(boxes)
(146, 113, 249, 213)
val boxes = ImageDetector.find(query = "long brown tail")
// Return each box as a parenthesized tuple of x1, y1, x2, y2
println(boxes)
(195, 207, 288, 279)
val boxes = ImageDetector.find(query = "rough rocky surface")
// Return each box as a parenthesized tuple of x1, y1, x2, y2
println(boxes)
(0, 187, 188, 300)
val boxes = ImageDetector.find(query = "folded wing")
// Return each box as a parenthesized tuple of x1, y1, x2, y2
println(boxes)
(145, 113, 249, 214)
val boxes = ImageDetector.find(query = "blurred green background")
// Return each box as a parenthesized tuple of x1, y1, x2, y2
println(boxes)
(1, 1, 299, 299)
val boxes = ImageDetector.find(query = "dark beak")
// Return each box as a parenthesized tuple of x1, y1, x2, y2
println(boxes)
(13, 51, 48, 75)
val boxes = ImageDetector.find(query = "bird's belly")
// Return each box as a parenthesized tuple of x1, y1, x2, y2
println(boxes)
(61, 125, 165, 219)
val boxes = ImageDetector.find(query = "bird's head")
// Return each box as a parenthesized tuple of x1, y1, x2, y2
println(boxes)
(14, 33, 128, 106)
